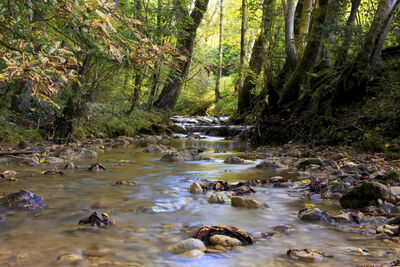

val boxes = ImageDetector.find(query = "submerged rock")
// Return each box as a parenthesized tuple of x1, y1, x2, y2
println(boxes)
(340, 182, 392, 209)
(79, 212, 114, 227)
(231, 196, 267, 208)
(256, 159, 284, 169)
(115, 180, 137, 186)
(56, 253, 83, 264)
(193, 225, 253, 246)
(88, 162, 106, 171)
(224, 156, 244, 164)
(160, 148, 209, 162)
(209, 235, 241, 247)
(166, 238, 206, 255)
(0, 190, 45, 210)
(7, 155, 39, 166)
(1, 170, 17, 178)
(142, 144, 172, 153)
(287, 248, 324, 262)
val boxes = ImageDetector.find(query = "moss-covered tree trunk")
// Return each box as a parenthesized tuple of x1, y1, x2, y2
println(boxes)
(278, 0, 331, 105)
(154, 0, 209, 114)
(237, 0, 274, 114)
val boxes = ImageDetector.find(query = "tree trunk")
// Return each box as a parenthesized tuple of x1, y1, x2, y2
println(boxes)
(313, 0, 340, 71)
(55, 54, 93, 140)
(279, 0, 330, 105)
(282, 0, 298, 70)
(298, 0, 313, 50)
(238, 0, 274, 114)
(236, 0, 247, 94)
(335, 0, 361, 67)
(154, 0, 209, 114)
(335, 0, 400, 104)
(215, 0, 224, 102)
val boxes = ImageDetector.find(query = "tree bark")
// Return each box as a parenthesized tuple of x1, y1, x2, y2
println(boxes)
(298, 0, 313, 50)
(335, 0, 362, 67)
(154, 0, 209, 114)
(236, 0, 247, 94)
(215, 0, 224, 102)
(335, 0, 400, 104)
(282, 0, 298, 70)
(279, 0, 330, 105)
(238, 0, 274, 114)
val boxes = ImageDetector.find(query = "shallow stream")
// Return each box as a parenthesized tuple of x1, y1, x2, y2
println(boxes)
(0, 136, 398, 266)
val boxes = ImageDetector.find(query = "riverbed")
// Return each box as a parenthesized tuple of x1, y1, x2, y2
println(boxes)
(0, 136, 398, 266)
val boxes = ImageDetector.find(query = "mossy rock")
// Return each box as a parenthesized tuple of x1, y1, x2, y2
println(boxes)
(340, 182, 391, 209)
(379, 170, 400, 183)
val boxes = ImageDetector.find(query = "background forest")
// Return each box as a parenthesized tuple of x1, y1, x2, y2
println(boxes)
(0, 0, 400, 151)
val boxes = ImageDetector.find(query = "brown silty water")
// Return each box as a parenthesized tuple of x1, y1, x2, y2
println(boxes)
(0, 136, 398, 266)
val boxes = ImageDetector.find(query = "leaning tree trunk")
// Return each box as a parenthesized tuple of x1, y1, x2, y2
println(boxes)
(215, 0, 224, 102)
(154, 0, 209, 114)
(278, 0, 331, 105)
(335, 0, 400, 104)
(335, 0, 362, 68)
(237, 0, 274, 114)
(282, 0, 298, 70)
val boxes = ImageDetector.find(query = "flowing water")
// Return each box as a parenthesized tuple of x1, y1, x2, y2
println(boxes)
(0, 136, 398, 266)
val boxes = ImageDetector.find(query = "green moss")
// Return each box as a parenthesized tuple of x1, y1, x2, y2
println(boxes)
(360, 132, 384, 152)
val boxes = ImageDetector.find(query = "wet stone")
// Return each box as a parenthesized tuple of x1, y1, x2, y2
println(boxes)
(224, 156, 244, 164)
(287, 248, 324, 262)
(115, 180, 138, 186)
(56, 253, 83, 264)
(231, 196, 267, 209)
(178, 249, 204, 258)
(209, 235, 241, 247)
(256, 159, 284, 169)
(166, 238, 206, 255)
(208, 192, 231, 204)
(0, 190, 46, 210)
(340, 182, 392, 209)
(190, 182, 203, 194)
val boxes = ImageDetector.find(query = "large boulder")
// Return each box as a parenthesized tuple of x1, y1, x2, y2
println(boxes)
(340, 182, 392, 209)
(0, 190, 46, 210)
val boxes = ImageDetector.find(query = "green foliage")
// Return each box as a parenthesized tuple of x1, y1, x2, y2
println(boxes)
(80, 103, 166, 138)
(0, 116, 44, 144)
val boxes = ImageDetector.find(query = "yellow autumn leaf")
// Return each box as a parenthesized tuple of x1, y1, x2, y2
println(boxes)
(304, 203, 315, 210)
